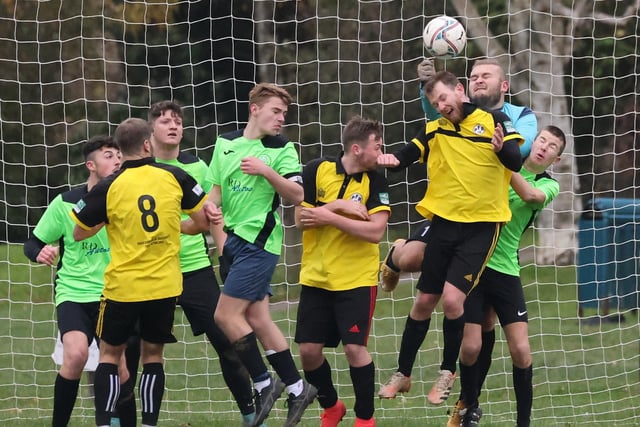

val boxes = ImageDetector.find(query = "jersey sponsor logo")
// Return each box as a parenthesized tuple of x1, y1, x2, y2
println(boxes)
(379, 192, 390, 205)
(503, 120, 517, 133)
(228, 178, 253, 192)
(73, 199, 86, 213)
(138, 233, 169, 248)
(473, 124, 485, 135)
(350, 193, 363, 203)
(82, 241, 110, 256)
(191, 183, 204, 196)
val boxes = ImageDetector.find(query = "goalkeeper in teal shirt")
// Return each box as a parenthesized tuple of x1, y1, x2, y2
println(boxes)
(454, 125, 566, 427)
(23, 136, 132, 427)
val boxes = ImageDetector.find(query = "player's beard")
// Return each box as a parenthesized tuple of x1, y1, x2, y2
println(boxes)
(470, 91, 502, 111)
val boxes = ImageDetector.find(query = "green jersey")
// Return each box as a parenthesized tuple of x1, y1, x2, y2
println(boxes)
(156, 152, 214, 273)
(487, 168, 559, 276)
(209, 130, 302, 255)
(32, 186, 110, 306)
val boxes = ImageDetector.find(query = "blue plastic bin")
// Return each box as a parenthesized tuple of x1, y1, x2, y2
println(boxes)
(577, 198, 640, 315)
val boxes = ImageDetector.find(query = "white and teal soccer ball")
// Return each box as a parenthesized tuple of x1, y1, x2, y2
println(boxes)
(422, 15, 467, 58)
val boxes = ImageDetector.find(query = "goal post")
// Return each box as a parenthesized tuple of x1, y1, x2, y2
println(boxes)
(1, 1, 638, 425)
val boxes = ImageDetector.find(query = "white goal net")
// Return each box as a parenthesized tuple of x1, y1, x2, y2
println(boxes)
(1, 1, 639, 426)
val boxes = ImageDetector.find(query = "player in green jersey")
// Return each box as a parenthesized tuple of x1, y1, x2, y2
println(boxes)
(148, 100, 257, 426)
(23, 136, 125, 427)
(207, 83, 317, 427)
(453, 126, 566, 427)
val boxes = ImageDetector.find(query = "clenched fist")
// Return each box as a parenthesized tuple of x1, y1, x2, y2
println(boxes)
(417, 58, 436, 82)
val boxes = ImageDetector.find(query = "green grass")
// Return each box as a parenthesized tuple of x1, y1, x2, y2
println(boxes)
(1, 243, 639, 426)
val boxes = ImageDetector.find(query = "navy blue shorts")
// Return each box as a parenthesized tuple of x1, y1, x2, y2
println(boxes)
(295, 285, 377, 347)
(221, 233, 278, 302)
(56, 300, 100, 343)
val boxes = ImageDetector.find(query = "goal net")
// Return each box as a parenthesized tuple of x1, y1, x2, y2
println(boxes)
(1, 1, 638, 425)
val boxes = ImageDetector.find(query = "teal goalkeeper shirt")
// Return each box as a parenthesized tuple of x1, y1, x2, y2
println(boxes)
(209, 129, 302, 256)
(156, 152, 214, 273)
(32, 186, 110, 306)
(486, 167, 559, 276)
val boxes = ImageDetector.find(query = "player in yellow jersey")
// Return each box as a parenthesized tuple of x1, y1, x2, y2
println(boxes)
(294, 116, 390, 427)
(70, 118, 210, 427)
(379, 59, 538, 407)
(377, 70, 523, 413)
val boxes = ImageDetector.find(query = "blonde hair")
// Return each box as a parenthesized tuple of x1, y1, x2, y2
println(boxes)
(248, 83, 293, 109)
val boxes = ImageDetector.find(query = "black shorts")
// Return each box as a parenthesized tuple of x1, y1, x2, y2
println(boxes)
(464, 266, 528, 326)
(178, 266, 221, 336)
(97, 297, 178, 346)
(57, 301, 100, 343)
(417, 216, 501, 295)
(295, 285, 377, 348)
(407, 220, 432, 244)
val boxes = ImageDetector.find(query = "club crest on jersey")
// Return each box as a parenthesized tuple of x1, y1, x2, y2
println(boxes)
(350, 193, 363, 203)
(259, 154, 271, 165)
(318, 188, 325, 198)
(473, 124, 485, 135)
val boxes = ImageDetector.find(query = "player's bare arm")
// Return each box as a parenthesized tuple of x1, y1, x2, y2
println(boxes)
(298, 207, 388, 243)
(36, 245, 59, 266)
(321, 199, 369, 220)
(181, 201, 218, 235)
(510, 172, 547, 204)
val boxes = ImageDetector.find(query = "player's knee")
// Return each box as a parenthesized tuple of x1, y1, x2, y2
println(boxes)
(213, 310, 227, 328)
(442, 298, 464, 319)
(343, 344, 371, 367)
(510, 341, 532, 368)
(396, 241, 424, 272)
(413, 292, 438, 316)
(63, 346, 89, 372)
(297, 343, 323, 370)
(460, 341, 481, 365)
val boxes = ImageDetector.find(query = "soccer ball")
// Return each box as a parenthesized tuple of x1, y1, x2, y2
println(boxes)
(422, 16, 466, 58)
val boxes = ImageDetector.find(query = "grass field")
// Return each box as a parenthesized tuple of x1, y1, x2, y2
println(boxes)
(1, 242, 639, 426)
